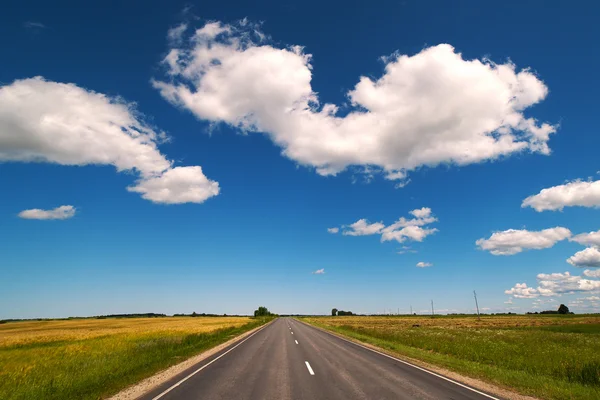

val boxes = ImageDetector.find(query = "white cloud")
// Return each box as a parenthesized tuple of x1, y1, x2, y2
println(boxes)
(312, 268, 325, 274)
(380, 207, 438, 243)
(532, 298, 556, 305)
(397, 246, 417, 254)
(504, 297, 513, 304)
(410, 207, 432, 218)
(567, 247, 600, 268)
(167, 23, 188, 44)
(506, 270, 600, 298)
(0, 77, 219, 204)
(342, 219, 385, 236)
(24, 21, 46, 29)
(416, 262, 432, 268)
(522, 179, 600, 211)
(381, 225, 438, 243)
(154, 20, 555, 185)
(505, 283, 540, 298)
(584, 269, 600, 278)
(570, 230, 600, 248)
(327, 227, 339, 234)
(18, 205, 75, 220)
(339, 208, 438, 245)
(581, 296, 600, 301)
(127, 166, 220, 204)
(476, 227, 571, 255)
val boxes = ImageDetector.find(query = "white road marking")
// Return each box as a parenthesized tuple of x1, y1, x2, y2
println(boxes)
(305, 361, 315, 375)
(295, 320, 500, 400)
(151, 321, 273, 400)
(295, 340, 299, 344)
(291, 331, 294, 334)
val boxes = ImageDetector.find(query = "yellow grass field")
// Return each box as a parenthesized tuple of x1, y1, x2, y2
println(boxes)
(302, 315, 600, 399)
(0, 316, 266, 400)
(0, 316, 252, 346)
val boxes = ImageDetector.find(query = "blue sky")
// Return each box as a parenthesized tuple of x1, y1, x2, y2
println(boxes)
(2, 1, 600, 319)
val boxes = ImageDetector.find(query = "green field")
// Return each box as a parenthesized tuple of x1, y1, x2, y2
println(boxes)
(0, 316, 271, 400)
(301, 315, 600, 400)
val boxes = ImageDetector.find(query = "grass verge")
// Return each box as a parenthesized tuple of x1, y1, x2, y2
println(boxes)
(0, 317, 273, 400)
(300, 316, 600, 400)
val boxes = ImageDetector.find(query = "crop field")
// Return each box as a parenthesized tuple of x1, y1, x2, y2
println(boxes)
(0, 316, 268, 400)
(302, 315, 600, 400)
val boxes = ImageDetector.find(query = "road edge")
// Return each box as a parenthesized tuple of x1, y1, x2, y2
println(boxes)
(107, 318, 275, 400)
(295, 318, 539, 400)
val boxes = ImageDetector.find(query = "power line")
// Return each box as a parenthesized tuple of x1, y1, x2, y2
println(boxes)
(473, 290, 481, 320)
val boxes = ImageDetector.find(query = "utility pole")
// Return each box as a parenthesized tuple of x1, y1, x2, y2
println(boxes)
(473, 290, 481, 320)
(431, 300, 435, 318)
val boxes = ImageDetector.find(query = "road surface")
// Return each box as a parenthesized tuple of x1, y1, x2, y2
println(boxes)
(140, 317, 500, 400)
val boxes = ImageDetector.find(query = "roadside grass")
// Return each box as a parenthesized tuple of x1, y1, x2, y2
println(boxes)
(301, 316, 600, 400)
(0, 316, 272, 400)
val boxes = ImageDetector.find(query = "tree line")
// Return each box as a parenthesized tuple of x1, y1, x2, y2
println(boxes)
(331, 308, 353, 316)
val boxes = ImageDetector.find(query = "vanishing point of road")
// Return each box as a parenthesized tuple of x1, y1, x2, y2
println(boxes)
(140, 317, 501, 400)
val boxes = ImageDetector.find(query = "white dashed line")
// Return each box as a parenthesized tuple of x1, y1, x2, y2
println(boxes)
(305, 361, 315, 375)
(295, 340, 299, 344)
(291, 331, 294, 334)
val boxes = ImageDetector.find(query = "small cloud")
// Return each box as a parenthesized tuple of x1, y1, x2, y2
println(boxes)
(167, 23, 187, 44)
(24, 21, 46, 29)
(312, 268, 325, 274)
(18, 205, 76, 220)
(327, 227, 339, 234)
(567, 247, 600, 268)
(397, 246, 417, 254)
(504, 297, 513, 304)
(416, 261, 432, 268)
(476, 227, 571, 256)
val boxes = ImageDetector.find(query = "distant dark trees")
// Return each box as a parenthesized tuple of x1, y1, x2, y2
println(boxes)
(254, 306, 272, 317)
(337, 310, 353, 316)
(95, 313, 166, 319)
(332, 308, 338, 316)
(558, 304, 570, 314)
(173, 312, 225, 317)
(526, 304, 573, 315)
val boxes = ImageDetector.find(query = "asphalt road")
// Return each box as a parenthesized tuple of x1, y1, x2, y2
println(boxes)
(140, 317, 500, 400)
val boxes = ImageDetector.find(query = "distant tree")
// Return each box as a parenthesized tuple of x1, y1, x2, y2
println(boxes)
(254, 306, 271, 317)
(337, 310, 353, 316)
(191, 311, 198, 317)
(558, 304, 570, 314)
(332, 308, 338, 316)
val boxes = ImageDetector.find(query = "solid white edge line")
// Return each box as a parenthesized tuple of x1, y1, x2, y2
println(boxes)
(305, 361, 315, 375)
(295, 320, 500, 400)
(151, 320, 274, 400)
(295, 340, 299, 344)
